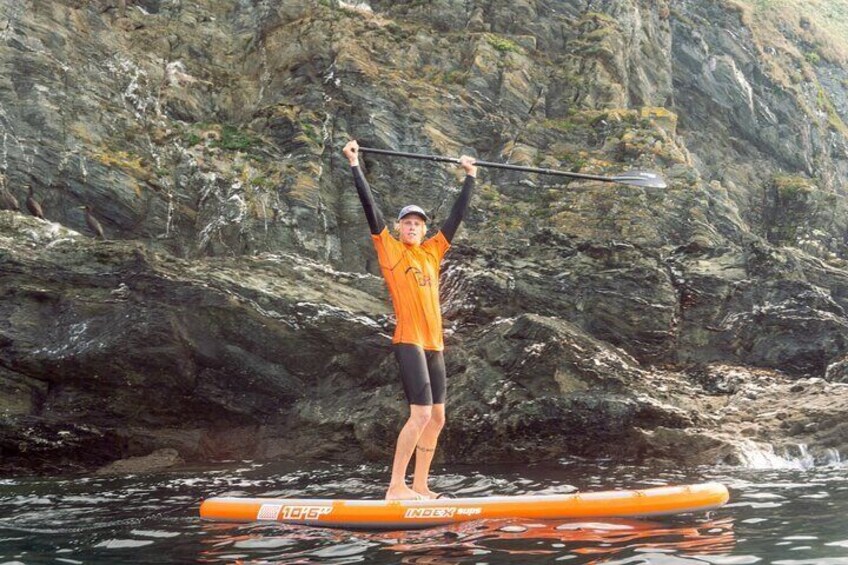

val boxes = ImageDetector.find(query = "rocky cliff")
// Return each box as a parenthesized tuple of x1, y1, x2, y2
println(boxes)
(2, 0, 848, 475)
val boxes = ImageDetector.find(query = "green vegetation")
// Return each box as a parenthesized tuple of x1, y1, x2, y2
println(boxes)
(728, 0, 848, 64)
(443, 69, 468, 85)
(546, 118, 580, 133)
(580, 11, 617, 25)
(180, 123, 262, 153)
(94, 147, 146, 175)
(559, 153, 588, 171)
(760, 173, 848, 259)
(574, 10, 618, 54)
(479, 183, 501, 203)
(762, 174, 817, 244)
(250, 176, 275, 189)
(816, 87, 848, 136)
(570, 11, 618, 61)
(669, 7, 698, 28)
(300, 122, 323, 146)
(421, 64, 469, 87)
(212, 125, 256, 151)
(583, 27, 614, 41)
(486, 33, 522, 54)
(184, 132, 202, 147)
(719, 0, 848, 143)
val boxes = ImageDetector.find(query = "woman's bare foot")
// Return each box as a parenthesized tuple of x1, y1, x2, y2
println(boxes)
(386, 484, 425, 500)
(412, 486, 438, 499)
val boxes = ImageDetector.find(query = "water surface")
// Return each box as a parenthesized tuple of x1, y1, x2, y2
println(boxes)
(1, 459, 847, 564)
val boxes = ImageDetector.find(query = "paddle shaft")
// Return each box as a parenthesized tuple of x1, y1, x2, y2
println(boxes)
(359, 147, 642, 184)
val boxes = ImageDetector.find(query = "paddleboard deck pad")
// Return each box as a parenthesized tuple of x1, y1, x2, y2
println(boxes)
(199, 482, 729, 529)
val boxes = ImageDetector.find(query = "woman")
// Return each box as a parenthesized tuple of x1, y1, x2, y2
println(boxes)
(343, 139, 477, 500)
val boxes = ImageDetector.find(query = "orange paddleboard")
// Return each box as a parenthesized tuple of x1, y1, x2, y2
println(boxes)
(199, 482, 729, 530)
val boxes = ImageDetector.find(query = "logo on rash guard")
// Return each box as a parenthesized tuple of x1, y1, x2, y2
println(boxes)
(405, 266, 431, 287)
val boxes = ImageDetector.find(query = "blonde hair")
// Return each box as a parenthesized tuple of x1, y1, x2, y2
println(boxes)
(394, 218, 427, 243)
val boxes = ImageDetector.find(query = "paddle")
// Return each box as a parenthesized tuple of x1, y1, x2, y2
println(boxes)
(359, 147, 667, 189)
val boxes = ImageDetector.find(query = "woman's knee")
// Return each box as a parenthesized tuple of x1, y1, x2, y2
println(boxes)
(429, 409, 446, 430)
(408, 406, 432, 430)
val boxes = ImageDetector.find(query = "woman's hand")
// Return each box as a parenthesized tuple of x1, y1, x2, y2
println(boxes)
(343, 140, 360, 167)
(459, 155, 477, 178)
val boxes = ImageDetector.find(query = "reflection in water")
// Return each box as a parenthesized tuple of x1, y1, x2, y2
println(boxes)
(196, 516, 735, 564)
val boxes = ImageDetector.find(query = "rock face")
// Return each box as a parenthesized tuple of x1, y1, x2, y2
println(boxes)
(2, 0, 848, 474)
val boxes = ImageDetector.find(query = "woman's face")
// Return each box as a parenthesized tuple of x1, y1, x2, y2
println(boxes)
(397, 215, 426, 245)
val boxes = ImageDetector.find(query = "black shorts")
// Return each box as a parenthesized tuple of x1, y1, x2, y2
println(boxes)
(393, 344, 446, 406)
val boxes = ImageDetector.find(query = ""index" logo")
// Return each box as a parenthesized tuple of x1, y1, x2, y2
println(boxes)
(404, 507, 456, 519)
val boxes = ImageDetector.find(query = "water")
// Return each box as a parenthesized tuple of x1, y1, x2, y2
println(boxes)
(1, 459, 847, 564)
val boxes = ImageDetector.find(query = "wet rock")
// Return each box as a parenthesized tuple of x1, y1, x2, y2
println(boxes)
(636, 427, 734, 467)
(669, 242, 848, 376)
(0, 215, 391, 473)
(3, 212, 848, 471)
(438, 314, 695, 462)
(443, 239, 678, 363)
(825, 357, 848, 383)
(95, 448, 184, 475)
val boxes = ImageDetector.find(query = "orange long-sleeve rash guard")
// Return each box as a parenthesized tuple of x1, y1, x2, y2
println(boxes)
(371, 227, 450, 351)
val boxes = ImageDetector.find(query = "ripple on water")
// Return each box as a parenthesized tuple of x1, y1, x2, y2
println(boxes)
(742, 492, 786, 500)
(726, 501, 784, 509)
(689, 556, 762, 564)
(233, 537, 298, 549)
(771, 557, 848, 565)
(800, 492, 831, 499)
(92, 538, 155, 548)
(130, 529, 181, 538)
(309, 541, 372, 558)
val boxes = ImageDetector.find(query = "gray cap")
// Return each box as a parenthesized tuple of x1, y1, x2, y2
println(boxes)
(397, 204, 429, 222)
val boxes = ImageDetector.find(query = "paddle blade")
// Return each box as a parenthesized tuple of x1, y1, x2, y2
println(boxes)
(611, 171, 668, 189)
